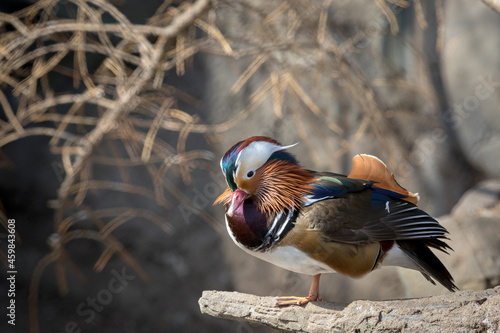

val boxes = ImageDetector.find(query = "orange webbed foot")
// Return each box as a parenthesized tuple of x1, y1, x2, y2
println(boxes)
(275, 293, 322, 306)
(275, 274, 323, 306)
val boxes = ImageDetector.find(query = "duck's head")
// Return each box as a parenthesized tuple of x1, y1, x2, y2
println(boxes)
(214, 136, 314, 216)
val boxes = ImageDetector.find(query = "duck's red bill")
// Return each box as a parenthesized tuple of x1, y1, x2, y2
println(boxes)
(227, 189, 248, 217)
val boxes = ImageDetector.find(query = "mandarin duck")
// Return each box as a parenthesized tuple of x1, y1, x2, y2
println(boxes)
(215, 136, 457, 306)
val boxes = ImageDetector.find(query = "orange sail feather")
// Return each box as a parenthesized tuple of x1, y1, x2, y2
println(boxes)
(348, 154, 419, 205)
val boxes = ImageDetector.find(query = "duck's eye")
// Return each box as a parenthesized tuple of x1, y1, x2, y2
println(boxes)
(247, 170, 255, 178)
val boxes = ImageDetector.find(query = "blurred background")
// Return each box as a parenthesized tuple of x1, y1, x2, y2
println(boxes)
(0, 0, 499, 332)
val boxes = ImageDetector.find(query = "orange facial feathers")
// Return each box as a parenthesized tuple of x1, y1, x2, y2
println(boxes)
(214, 186, 232, 206)
(255, 160, 315, 215)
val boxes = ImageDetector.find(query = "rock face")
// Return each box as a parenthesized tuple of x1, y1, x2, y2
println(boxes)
(442, 0, 500, 178)
(199, 287, 500, 333)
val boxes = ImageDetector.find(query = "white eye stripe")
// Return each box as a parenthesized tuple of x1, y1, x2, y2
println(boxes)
(236, 141, 297, 175)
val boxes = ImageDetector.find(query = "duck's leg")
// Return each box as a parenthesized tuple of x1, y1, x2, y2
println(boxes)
(275, 274, 322, 306)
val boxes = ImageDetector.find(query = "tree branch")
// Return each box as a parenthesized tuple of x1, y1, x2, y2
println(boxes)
(199, 287, 500, 332)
